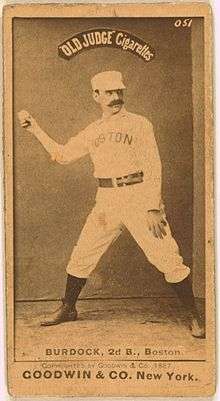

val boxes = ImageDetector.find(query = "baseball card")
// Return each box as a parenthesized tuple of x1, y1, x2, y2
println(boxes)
(3, 1, 215, 397)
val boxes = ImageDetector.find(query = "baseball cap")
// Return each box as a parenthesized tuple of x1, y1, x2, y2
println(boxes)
(91, 71, 126, 91)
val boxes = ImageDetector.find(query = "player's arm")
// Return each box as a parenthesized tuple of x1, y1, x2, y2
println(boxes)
(17, 110, 88, 164)
(139, 118, 162, 209)
(139, 118, 166, 239)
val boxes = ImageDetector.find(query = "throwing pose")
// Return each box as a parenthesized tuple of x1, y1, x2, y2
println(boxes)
(18, 70, 204, 338)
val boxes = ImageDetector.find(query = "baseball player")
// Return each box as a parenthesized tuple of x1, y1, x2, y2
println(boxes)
(18, 70, 205, 338)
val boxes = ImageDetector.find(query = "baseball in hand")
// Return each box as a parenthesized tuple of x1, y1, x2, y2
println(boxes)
(18, 109, 33, 129)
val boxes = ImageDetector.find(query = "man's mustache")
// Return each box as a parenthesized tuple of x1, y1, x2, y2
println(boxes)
(108, 99, 124, 107)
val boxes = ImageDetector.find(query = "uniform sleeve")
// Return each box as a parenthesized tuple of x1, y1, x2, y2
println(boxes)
(51, 128, 89, 165)
(137, 118, 162, 210)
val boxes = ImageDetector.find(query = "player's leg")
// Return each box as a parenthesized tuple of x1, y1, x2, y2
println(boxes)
(41, 206, 122, 326)
(168, 275, 205, 338)
(123, 211, 205, 338)
(40, 275, 87, 326)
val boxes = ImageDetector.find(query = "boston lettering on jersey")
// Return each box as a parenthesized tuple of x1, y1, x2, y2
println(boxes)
(94, 131, 133, 147)
(58, 28, 155, 63)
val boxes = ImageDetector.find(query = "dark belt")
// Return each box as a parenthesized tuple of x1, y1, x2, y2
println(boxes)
(97, 171, 144, 188)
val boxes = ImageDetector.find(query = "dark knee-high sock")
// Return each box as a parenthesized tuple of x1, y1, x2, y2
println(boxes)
(63, 274, 87, 308)
(169, 276, 200, 319)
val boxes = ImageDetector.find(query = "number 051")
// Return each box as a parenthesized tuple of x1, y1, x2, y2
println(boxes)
(174, 18, 192, 28)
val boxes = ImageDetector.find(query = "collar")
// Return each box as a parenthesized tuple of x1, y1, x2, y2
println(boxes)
(98, 107, 128, 125)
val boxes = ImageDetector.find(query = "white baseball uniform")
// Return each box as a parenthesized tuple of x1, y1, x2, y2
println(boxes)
(51, 107, 190, 283)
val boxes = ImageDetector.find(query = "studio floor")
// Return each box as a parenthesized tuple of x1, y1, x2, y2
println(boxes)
(15, 297, 206, 362)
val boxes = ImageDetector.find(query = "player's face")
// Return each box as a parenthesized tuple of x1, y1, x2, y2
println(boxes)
(94, 89, 124, 115)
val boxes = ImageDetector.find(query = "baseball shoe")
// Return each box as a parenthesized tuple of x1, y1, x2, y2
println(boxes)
(189, 316, 205, 338)
(40, 302, 77, 326)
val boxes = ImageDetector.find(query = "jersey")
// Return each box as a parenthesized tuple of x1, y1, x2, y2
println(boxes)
(51, 108, 162, 210)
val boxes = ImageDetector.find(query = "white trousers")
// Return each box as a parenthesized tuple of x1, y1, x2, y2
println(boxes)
(66, 185, 190, 283)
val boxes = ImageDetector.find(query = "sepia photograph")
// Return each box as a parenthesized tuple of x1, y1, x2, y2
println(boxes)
(4, 3, 214, 397)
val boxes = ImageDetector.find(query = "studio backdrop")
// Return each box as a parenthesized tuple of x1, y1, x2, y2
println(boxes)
(13, 17, 204, 300)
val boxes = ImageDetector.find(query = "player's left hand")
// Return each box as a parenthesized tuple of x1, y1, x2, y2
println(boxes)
(146, 210, 167, 239)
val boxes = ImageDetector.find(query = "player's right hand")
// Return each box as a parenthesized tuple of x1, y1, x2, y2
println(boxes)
(17, 110, 39, 134)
